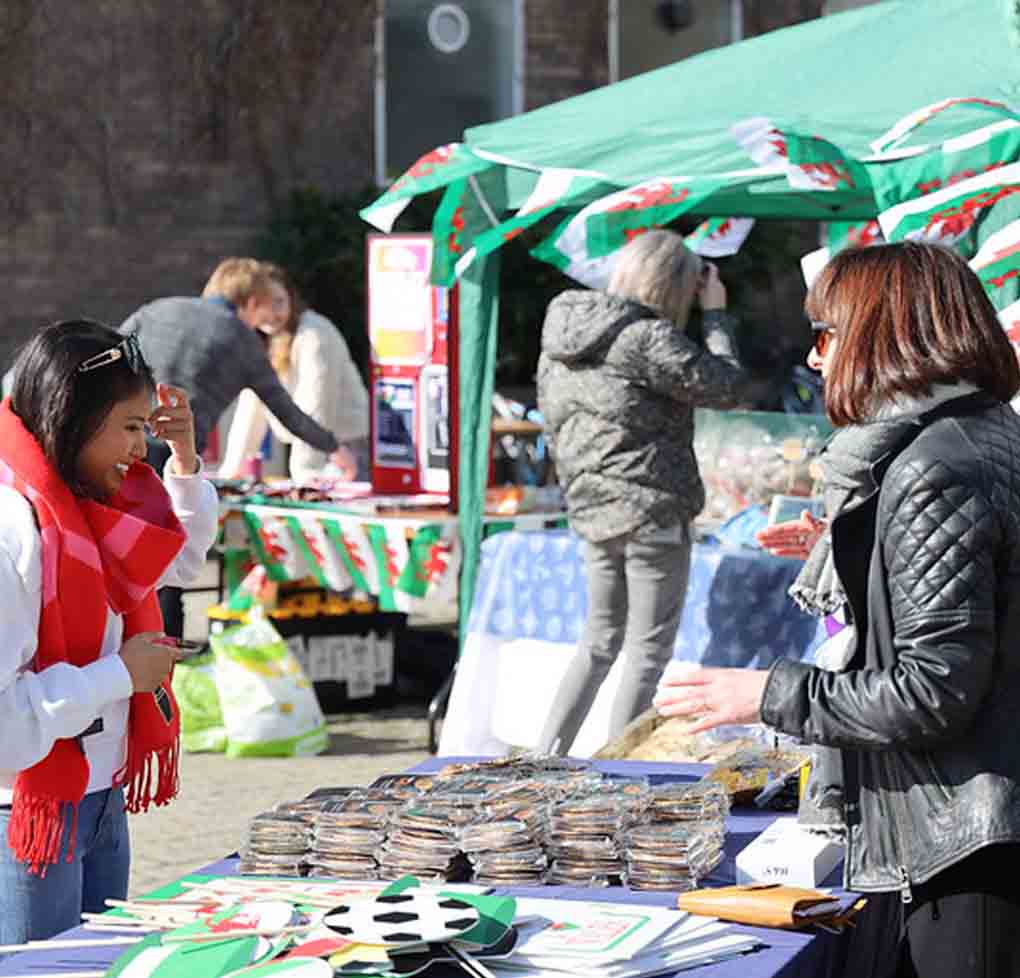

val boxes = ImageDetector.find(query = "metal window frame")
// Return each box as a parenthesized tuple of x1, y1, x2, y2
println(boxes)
(607, 0, 744, 84)
(374, 0, 527, 187)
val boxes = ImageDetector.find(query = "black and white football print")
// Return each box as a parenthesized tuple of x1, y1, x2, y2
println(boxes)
(323, 892, 479, 946)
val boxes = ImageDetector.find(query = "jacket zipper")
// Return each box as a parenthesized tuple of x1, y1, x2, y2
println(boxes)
(898, 865, 913, 905)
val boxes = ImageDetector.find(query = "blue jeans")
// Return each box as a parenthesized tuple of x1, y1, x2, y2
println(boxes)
(536, 523, 692, 754)
(0, 788, 130, 947)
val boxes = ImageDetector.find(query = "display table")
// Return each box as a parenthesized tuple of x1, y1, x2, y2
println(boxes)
(0, 759, 849, 978)
(440, 530, 824, 757)
(218, 497, 565, 619)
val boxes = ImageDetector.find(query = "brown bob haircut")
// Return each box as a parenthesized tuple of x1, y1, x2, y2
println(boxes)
(806, 241, 1020, 426)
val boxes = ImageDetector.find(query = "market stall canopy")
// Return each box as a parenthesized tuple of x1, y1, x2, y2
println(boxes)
(364, 0, 1020, 287)
(360, 0, 1020, 638)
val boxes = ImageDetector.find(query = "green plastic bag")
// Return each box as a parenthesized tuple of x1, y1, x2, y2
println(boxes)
(170, 651, 227, 754)
(210, 613, 328, 758)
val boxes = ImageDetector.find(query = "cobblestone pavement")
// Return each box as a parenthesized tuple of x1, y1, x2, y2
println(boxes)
(127, 705, 431, 897)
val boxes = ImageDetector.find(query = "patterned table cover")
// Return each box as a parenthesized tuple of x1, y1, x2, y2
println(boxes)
(440, 529, 825, 756)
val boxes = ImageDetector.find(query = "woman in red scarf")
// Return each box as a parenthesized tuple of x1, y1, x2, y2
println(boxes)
(0, 320, 218, 946)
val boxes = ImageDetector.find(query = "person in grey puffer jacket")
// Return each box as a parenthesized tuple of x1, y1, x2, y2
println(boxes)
(535, 229, 753, 754)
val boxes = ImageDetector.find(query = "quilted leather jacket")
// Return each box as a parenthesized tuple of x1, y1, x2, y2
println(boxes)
(762, 395, 1020, 900)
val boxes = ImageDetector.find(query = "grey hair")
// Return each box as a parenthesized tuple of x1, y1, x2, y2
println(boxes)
(606, 229, 702, 327)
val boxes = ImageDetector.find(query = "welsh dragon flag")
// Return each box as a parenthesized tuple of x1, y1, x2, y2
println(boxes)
(825, 220, 883, 252)
(684, 217, 755, 257)
(877, 161, 1020, 254)
(242, 511, 310, 583)
(969, 220, 1020, 308)
(531, 177, 725, 288)
(731, 117, 867, 191)
(870, 121, 1020, 217)
(292, 513, 353, 593)
(360, 142, 492, 233)
(451, 170, 606, 279)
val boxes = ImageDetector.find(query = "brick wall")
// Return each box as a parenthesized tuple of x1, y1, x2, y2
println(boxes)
(0, 2, 375, 370)
(1, 1, 826, 373)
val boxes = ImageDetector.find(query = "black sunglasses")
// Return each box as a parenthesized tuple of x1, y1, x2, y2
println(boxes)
(78, 333, 146, 375)
(811, 320, 837, 357)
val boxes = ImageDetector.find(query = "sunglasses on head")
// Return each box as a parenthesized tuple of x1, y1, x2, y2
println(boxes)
(811, 321, 837, 357)
(77, 333, 146, 375)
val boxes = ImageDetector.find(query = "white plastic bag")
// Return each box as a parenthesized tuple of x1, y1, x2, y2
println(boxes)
(210, 613, 327, 758)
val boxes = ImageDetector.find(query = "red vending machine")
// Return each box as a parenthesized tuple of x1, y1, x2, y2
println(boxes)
(366, 233, 457, 500)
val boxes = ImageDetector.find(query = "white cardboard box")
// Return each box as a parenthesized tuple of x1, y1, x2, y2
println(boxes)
(735, 817, 844, 888)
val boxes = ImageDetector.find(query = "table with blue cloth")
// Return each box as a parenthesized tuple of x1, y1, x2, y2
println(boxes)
(439, 530, 824, 757)
(0, 759, 850, 978)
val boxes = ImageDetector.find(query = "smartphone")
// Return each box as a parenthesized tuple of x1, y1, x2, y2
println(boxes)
(153, 636, 206, 653)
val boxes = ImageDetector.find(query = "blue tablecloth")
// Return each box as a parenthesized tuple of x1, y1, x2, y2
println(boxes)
(469, 530, 824, 669)
(0, 759, 848, 978)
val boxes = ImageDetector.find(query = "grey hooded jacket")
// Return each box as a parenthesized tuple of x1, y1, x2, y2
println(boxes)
(537, 290, 752, 542)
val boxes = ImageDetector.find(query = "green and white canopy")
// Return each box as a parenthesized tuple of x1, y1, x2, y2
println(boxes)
(361, 0, 1020, 631)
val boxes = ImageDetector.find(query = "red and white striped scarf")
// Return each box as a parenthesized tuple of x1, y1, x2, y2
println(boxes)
(0, 398, 186, 873)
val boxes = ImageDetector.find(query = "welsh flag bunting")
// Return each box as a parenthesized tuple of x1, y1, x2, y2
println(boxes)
(396, 523, 459, 600)
(430, 166, 509, 285)
(294, 513, 353, 593)
(869, 97, 1019, 155)
(684, 217, 755, 257)
(532, 177, 724, 287)
(360, 143, 492, 233)
(324, 518, 378, 596)
(877, 162, 1020, 253)
(364, 522, 406, 611)
(456, 171, 606, 278)
(824, 219, 883, 253)
(242, 511, 309, 582)
(969, 220, 1020, 312)
(870, 120, 1020, 213)
(732, 117, 866, 191)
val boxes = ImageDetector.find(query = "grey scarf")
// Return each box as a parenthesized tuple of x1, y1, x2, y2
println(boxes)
(789, 383, 979, 617)
(792, 383, 978, 834)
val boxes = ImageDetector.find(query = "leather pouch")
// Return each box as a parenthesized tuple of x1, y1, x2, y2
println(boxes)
(676, 883, 844, 929)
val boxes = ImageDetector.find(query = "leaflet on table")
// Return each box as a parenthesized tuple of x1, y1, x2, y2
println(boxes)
(505, 898, 761, 970)
(497, 906, 761, 977)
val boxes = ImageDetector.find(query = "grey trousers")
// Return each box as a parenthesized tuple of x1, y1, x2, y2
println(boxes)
(536, 523, 692, 754)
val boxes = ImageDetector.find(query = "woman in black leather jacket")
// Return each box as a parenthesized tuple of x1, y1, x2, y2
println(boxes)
(655, 242, 1020, 978)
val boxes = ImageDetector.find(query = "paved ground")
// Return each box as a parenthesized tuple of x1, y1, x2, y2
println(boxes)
(126, 706, 431, 897)
(126, 563, 434, 898)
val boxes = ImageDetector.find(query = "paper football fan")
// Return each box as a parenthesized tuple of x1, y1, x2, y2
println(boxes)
(323, 890, 480, 946)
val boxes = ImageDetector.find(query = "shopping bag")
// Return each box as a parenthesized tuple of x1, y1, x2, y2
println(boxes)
(209, 612, 328, 758)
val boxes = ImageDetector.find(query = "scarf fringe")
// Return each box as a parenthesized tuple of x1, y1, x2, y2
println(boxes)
(6, 795, 76, 876)
(116, 735, 180, 814)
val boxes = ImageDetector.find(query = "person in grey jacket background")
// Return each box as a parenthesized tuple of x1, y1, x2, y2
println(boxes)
(535, 229, 753, 754)
(656, 242, 1020, 978)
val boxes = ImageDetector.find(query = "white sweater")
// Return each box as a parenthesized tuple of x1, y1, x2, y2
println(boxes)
(221, 310, 369, 480)
(0, 463, 218, 804)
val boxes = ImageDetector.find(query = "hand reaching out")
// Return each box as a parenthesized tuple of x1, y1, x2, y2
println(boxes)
(148, 384, 198, 475)
(652, 660, 768, 734)
(329, 444, 358, 481)
(756, 510, 827, 559)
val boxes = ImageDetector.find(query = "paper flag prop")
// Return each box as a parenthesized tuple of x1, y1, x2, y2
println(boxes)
(323, 891, 480, 946)
(104, 931, 274, 978)
(331, 881, 519, 978)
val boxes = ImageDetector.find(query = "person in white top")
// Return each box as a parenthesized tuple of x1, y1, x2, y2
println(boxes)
(0, 320, 218, 946)
(219, 263, 369, 482)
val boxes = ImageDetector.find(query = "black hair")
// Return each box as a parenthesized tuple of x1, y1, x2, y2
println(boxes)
(9, 319, 156, 493)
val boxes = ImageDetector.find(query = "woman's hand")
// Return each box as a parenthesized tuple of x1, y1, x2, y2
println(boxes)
(119, 632, 180, 693)
(148, 384, 198, 475)
(653, 661, 768, 734)
(756, 510, 827, 559)
(697, 261, 727, 311)
(329, 444, 358, 481)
